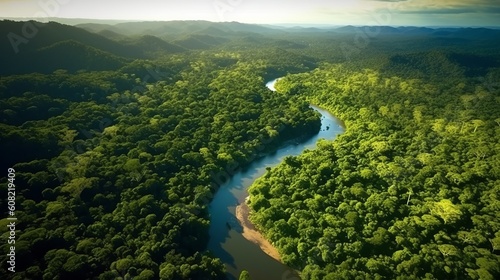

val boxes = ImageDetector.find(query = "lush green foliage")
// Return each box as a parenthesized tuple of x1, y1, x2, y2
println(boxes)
(239, 270, 250, 280)
(0, 50, 319, 279)
(1, 19, 500, 280)
(248, 63, 500, 279)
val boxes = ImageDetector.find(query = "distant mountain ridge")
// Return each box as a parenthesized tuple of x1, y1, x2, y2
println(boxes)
(0, 20, 289, 75)
(75, 20, 500, 42)
(77, 20, 284, 37)
(0, 20, 188, 74)
(1, 20, 138, 57)
(1, 19, 499, 75)
(331, 25, 500, 38)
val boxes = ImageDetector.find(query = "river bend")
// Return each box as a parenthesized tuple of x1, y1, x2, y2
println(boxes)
(207, 78, 344, 279)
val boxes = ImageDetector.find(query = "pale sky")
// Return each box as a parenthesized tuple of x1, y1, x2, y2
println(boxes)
(0, 0, 499, 27)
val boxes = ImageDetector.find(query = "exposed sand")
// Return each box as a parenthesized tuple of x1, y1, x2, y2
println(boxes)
(235, 201, 281, 262)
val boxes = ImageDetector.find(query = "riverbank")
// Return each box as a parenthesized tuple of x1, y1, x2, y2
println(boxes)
(235, 199, 281, 262)
(208, 77, 344, 279)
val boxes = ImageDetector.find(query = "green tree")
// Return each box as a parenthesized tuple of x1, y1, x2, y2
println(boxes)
(431, 199, 463, 224)
(239, 270, 251, 280)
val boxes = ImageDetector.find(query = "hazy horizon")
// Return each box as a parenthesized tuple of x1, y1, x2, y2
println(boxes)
(0, 0, 499, 27)
(2, 17, 500, 29)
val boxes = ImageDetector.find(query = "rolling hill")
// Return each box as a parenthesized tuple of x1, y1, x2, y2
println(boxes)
(0, 20, 188, 74)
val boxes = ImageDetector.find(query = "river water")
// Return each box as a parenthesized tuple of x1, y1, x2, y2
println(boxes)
(207, 79, 344, 280)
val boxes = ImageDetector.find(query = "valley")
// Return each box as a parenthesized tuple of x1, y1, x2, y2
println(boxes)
(0, 19, 499, 280)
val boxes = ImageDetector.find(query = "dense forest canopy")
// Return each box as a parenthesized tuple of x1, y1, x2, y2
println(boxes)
(249, 63, 500, 279)
(0, 20, 499, 279)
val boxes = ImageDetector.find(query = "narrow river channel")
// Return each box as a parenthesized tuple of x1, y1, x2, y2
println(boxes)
(207, 78, 344, 280)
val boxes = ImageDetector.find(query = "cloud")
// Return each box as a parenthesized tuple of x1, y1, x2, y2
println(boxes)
(315, 0, 499, 26)
(399, 7, 500, 14)
(385, 0, 500, 14)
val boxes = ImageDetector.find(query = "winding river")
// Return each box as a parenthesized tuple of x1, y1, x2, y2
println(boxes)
(207, 78, 344, 280)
